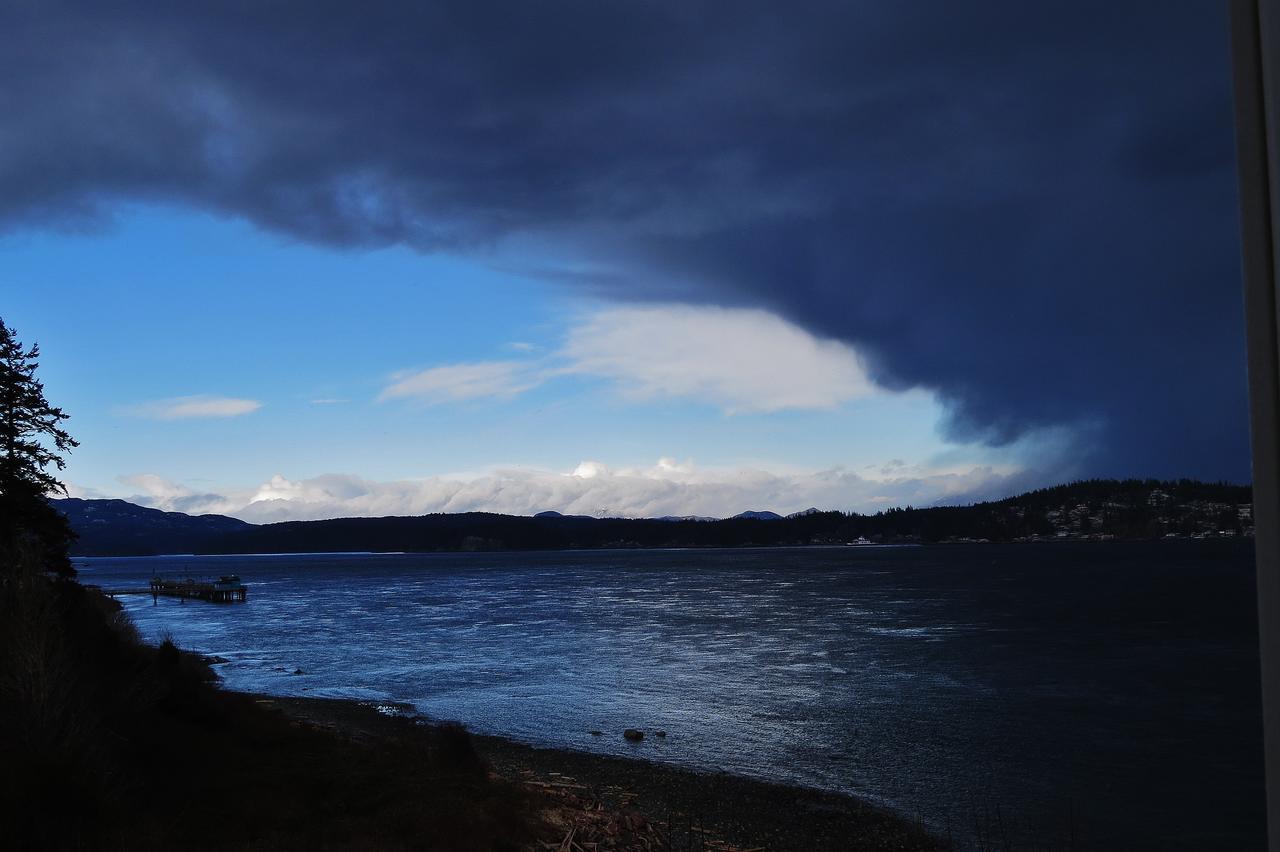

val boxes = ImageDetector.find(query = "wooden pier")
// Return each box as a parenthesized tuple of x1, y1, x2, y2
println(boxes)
(148, 575, 248, 603)
(97, 575, 248, 604)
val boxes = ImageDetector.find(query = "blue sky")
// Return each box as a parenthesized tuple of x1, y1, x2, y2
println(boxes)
(4, 205, 1030, 521)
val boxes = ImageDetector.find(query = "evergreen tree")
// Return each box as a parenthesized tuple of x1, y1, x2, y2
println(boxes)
(0, 317, 78, 577)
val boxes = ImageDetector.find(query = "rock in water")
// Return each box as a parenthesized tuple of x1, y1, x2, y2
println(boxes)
(623, 729, 644, 741)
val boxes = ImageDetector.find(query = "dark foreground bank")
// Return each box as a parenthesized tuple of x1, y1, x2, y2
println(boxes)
(1, 578, 535, 851)
(265, 693, 944, 852)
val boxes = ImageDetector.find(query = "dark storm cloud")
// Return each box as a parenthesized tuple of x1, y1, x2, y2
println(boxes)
(0, 1, 1248, 480)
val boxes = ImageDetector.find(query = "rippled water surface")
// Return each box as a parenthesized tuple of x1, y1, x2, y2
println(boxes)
(78, 541, 1264, 849)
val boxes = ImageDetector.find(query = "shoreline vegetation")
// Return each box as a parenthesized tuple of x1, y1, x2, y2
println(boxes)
(58, 478, 1252, 558)
(1, 575, 942, 851)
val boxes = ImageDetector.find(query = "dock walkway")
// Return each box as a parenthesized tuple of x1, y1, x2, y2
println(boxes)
(93, 575, 248, 604)
(149, 577, 247, 603)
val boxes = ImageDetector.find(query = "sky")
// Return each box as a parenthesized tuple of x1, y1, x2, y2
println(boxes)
(0, 1, 1251, 522)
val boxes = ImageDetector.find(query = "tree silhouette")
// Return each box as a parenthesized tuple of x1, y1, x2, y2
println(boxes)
(0, 317, 78, 576)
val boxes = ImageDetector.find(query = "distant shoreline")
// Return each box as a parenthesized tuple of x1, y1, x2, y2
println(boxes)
(57, 480, 1255, 557)
(71, 535, 1252, 562)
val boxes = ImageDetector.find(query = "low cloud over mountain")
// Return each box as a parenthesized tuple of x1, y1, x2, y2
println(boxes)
(97, 460, 1032, 524)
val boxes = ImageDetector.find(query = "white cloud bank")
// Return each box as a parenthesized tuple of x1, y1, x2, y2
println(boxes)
(113, 459, 1030, 524)
(380, 305, 879, 413)
(122, 395, 262, 420)
(558, 306, 877, 412)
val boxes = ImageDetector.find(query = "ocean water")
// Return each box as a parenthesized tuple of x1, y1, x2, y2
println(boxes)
(77, 541, 1265, 850)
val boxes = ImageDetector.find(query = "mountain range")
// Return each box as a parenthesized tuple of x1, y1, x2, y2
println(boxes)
(54, 479, 1253, 558)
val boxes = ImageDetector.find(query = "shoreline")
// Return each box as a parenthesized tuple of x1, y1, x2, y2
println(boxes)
(253, 691, 944, 851)
(70, 534, 1252, 563)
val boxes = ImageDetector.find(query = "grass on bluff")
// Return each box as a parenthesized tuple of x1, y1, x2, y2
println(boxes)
(0, 575, 533, 851)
